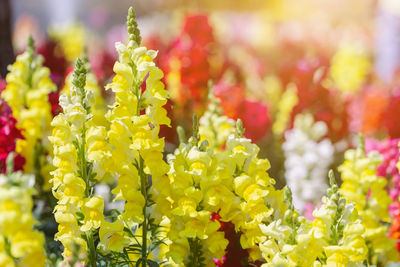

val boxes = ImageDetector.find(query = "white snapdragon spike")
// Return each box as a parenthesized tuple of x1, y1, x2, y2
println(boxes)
(282, 113, 334, 213)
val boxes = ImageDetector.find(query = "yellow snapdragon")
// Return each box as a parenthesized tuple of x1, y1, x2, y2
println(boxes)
(224, 121, 286, 262)
(329, 45, 370, 93)
(162, 117, 230, 265)
(312, 172, 368, 266)
(0, 155, 46, 267)
(339, 144, 398, 265)
(98, 7, 170, 265)
(50, 59, 106, 263)
(2, 37, 57, 190)
(258, 187, 318, 266)
(259, 172, 368, 267)
(49, 24, 86, 62)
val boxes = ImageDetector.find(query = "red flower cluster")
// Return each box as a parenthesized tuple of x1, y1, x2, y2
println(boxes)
(37, 39, 68, 87)
(214, 81, 270, 142)
(0, 78, 25, 173)
(288, 58, 349, 141)
(384, 90, 400, 138)
(161, 13, 216, 114)
(389, 215, 400, 252)
(350, 87, 400, 138)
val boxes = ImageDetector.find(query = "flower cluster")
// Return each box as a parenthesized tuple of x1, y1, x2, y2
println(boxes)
(214, 81, 271, 142)
(3, 4, 400, 267)
(339, 143, 398, 265)
(0, 102, 25, 173)
(161, 118, 229, 265)
(49, 58, 105, 261)
(329, 45, 371, 93)
(271, 84, 298, 136)
(49, 24, 86, 63)
(162, 13, 216, 117)
(225, 126, 286, 262)
(97, 7, 170, 264)
(283, 113, 334, 213)
(0, 155, 45, 266)
(259, 173, 368, 266)
(369, 138, 400, 252)
(160, 113, 285, 265)
(2, 37, 57, 191)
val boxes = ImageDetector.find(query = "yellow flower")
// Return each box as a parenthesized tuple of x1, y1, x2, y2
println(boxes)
(0, 170, 46, 266)
(94, 7, 171, 258)
(329, 44, 370, 93)
(99, 220, 128, 253)
(272, 84, 298, 136)
(2, 38, 56, 188)
(49, 23, 86, 62)
(339, 145, 398, 265)
(50, 58, 106, 261)
(81, 197, 104, 232)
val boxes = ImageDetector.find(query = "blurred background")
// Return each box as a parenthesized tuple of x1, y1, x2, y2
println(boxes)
(3, 0, 400, 212)
(3, 0, 399, 81)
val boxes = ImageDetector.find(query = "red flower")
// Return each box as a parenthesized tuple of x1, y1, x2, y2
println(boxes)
(214, 81, 245, 118)
(384, 90, 400, 138)
(389, 214, 400, 253)
(37, 39, 68, 87)
(289, 58, 349, 141)
(214, 81, 270, 142)
(182, 13, 214, 46)
(161, 13, 216, 115)
(240, 100, 270, 142)
(0, 80, 25, 172)
(0, 77, 6, 92)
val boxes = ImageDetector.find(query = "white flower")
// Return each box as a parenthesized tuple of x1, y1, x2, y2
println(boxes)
(283, 114, 334, 212)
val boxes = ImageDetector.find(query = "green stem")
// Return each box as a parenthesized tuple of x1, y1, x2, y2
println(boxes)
(87, 232, 97, 267)
(79, 124, 97, 266)
(289, 205, 297, 245)
(80, 124, 90, 197)
(4, 237, 17, 264)
(139, 156, 148, 267)
(188, 238, 203, 267)
(33, 142, 44, 192)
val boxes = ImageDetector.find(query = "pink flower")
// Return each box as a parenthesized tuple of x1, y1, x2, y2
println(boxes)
(365, 138, 400, 213)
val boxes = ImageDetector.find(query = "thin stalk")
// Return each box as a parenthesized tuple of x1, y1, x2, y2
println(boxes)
(138, 156, 148, 267)
(79, 124, 97, 266)
(33, 142, 44, 191)
(80, 124, 89, 197)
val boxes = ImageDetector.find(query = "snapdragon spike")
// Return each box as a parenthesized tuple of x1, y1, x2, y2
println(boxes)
(0, 154, 46, 266)
(98, 6, 170, 266)
(2, 36, 57, 191)
(339, 143, 398, 265)
(50, 58, 106, 265)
